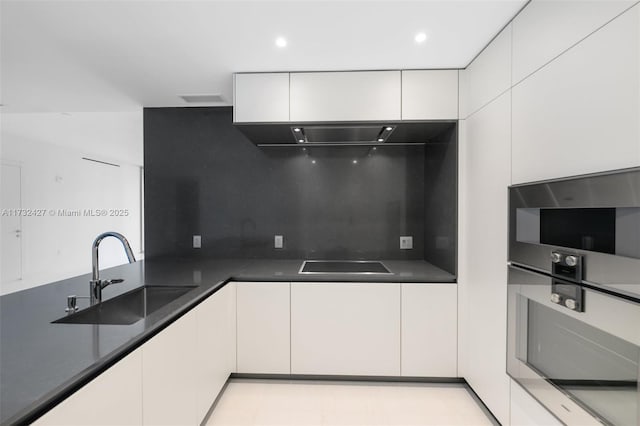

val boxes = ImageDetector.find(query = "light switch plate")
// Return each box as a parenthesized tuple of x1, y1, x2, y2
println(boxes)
(274, 235, 283, 249)
(193, 235, 201, 249)
(400, 236, 413, 249)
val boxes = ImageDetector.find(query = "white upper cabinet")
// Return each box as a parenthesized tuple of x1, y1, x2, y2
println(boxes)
(290, 71, 401, 122)
(512, 0, 636, 84)
(460, 24, 512, 119)
(401, 70, 459, 120)
(233, 73, 289, 122)
(512, 5, 640, 184)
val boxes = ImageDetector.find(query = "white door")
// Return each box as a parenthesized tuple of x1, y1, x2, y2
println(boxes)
(1, 163, 22, 285)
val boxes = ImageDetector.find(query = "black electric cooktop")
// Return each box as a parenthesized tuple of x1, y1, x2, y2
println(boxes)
(299, 260, 392, 274)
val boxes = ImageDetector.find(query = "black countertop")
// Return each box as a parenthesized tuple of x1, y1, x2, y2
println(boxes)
(0, 258, 455, 424)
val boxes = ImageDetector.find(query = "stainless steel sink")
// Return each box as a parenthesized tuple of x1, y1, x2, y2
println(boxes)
(299, 260, 392, 274)
(53, 286, 197, 325)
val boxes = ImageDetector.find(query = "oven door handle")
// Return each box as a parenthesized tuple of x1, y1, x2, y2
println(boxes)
(508, 263, 640, 346)
(508, 263, 583, 311)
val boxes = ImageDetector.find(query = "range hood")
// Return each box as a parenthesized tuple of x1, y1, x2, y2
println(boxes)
(234, 121, 456, 146)
(292, 125, 395, 144)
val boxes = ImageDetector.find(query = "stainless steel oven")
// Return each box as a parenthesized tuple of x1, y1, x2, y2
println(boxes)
(507, 168, 640, 426)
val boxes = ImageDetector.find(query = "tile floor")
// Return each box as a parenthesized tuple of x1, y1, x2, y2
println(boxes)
(206, 379, 496, 426)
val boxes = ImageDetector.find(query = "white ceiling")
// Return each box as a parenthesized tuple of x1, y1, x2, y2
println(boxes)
(1, 0, 527, 113)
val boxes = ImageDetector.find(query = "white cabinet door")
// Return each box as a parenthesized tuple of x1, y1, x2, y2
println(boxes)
(233, 73, 290, 122)
(401, 283, 457, 377)
(143, 310, 198, 426)
(401, 70, 459, 120)
(291, 282, 400, 376)
(459, 25, 511, 119)
(236, 282, 290, 374)
(512, 0, 635, 84)
(290, 71, 401, 121)
(512, 6, 640, 183)
(459, 91, 512, 424)
(33, 349, 143, 426)
(195, 283, 236, 421)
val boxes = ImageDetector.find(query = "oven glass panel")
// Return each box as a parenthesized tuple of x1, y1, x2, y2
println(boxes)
(526, 301, 639, 426)
(540, 208, 615, 254)
(515, 207, 640, 259)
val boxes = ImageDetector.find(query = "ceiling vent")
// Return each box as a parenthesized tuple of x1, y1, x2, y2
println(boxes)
(179, 94, 225, 103)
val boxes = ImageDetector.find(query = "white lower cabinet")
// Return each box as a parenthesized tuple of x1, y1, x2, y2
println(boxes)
(33, 349, 143, 426)
(35, 280, 461, 425)
(143, 284, 237, 425)
(142, 309, 198, 426)
(401, 283, 457, 377)
(291, 282, 401, 376)
(35, 285, 237, 426)
(195, 283, 236, 421)
(236, 282, 291, 374)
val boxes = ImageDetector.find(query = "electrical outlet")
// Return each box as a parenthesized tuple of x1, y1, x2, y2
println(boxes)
(400, 236, 413, 250)
(274, 235, 283, 249)
(193, 235, 201, 249)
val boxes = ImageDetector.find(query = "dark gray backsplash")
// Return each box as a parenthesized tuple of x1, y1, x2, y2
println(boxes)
(144, 107, 456, 270)
(424, 127, 458, 275)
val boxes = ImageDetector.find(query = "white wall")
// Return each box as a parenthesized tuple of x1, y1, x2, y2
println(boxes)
(459, 1, 640, 424)
(0, 111, 143, 295)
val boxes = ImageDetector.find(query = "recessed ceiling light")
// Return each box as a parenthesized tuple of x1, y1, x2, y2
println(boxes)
(275, 37, 287, 48)
(298, 139, 305, 143)
(385, 126, 393, 131)
(293, 128, 301, 132)
(352, 160, 358, 164)
(377, 138, 384, 142)
(311, 160, 316, 164)
(414, 32, 428, 43)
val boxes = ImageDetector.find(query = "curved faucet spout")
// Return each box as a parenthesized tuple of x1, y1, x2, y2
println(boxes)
(92, 232, 136, 281)
(90, 232, 136, 304)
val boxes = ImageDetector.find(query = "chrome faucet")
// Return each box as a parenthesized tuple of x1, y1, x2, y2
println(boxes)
(89, 232, 136, 304)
